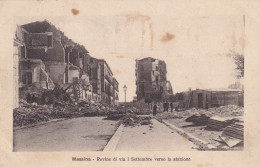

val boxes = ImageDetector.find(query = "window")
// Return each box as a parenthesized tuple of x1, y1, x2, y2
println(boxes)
(156, 66, 158, 71)
(47, 35, 53, 48)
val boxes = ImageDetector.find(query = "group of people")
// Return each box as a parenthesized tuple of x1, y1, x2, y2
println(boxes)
(153, 102, 174, 116)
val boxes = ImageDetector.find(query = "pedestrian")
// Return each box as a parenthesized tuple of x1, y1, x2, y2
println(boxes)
(165, 102, 169, 112)
(170, 102, 174, 112)
(153, 103, 157, 116)
(163, 102, 166, 112)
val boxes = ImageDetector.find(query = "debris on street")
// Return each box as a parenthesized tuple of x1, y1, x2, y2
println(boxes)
(156, 105, 244, 150)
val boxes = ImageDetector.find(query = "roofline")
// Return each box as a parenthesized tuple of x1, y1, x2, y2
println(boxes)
(97, 59, 113, 75)
(193, 88, 242, 92)
(137, 57, 165, 63)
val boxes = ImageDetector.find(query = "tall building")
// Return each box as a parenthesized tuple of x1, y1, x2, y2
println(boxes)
(89, 58, 119, 105)
(135, 57, 173, 102)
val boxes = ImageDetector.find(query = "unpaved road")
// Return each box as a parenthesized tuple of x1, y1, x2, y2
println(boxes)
(114, 119, 197, 151)
(13, 117, 119, 151)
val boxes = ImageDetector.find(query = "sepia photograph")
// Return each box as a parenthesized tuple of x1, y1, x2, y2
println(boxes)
(13, 15, 244, 152)
(2, 0, 260, 167)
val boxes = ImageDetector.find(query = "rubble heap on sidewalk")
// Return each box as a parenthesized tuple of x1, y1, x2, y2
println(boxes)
(14, 98, 117, 127)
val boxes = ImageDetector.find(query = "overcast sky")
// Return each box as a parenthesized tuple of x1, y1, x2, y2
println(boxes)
(15, 15, 245, 102)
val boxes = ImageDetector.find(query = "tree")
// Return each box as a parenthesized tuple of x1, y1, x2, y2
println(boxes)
(233, 53, 244, 78)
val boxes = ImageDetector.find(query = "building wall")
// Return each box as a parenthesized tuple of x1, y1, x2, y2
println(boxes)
(68, 69, 80, 83)
(26, 25, 65, 62)
(13, 45, 20, 108)
(45, 61, 66, 84)
(113, 80, 119, 106)
(89, 59, 101, 95)
(190, 89, 243, 108)
(99, 61, 114, 105)
(19, 61, 43, 86)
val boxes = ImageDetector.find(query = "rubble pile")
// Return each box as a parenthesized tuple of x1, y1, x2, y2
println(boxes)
(207, 105, 244, 117)
(170, 105, 243, 118)
(206, 116, 230, 131)
(156, 112, 183, 122)
(206, 116, 241, 131)
(120, 114, 152, 127)
(218, 121, 244, 148)
(222, 122, 244, 140)
(13, 99, 117, 127)
(185, 114, 210, 126)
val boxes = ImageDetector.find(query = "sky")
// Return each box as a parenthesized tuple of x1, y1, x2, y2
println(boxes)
(15, 15, 245, 102)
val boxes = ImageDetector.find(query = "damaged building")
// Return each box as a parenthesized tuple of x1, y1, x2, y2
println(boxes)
(185, 88, 244, 109)
(89, 58, 119, 106)
(135, 57, 173, 102)
(13, 20, 119, 107)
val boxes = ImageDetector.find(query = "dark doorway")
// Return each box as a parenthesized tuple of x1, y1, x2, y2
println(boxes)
(198, 93, 203, 108)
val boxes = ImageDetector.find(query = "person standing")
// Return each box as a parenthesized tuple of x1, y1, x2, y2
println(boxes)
(165, 102, 169, 112)
(170, 102, 174, 112)
(153, 103, 157, 116)
(163, 102, 166, 112)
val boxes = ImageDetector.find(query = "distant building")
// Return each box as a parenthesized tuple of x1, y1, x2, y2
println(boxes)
(100, 59, 114, 105)
(185, 88, 244, 109)
(89, 58, 119, 105)
(135, 57, 173, 102)
(228, 81, 244, 90)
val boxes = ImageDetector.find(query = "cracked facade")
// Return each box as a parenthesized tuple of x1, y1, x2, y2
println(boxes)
(13, 20, 119, 107)
(135, 57, 173, 102)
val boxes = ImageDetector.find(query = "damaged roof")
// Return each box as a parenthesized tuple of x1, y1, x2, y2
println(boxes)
(21, 20, 52, 33)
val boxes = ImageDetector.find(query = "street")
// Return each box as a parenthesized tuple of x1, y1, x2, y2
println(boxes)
(14, 117, 196, 151)
(113, 119, 196, 151)
(13, 117, 119, 151)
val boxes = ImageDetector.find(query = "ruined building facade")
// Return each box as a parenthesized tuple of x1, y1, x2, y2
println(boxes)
(135, 57, 173, 102)
(13, 20, 119, 107)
